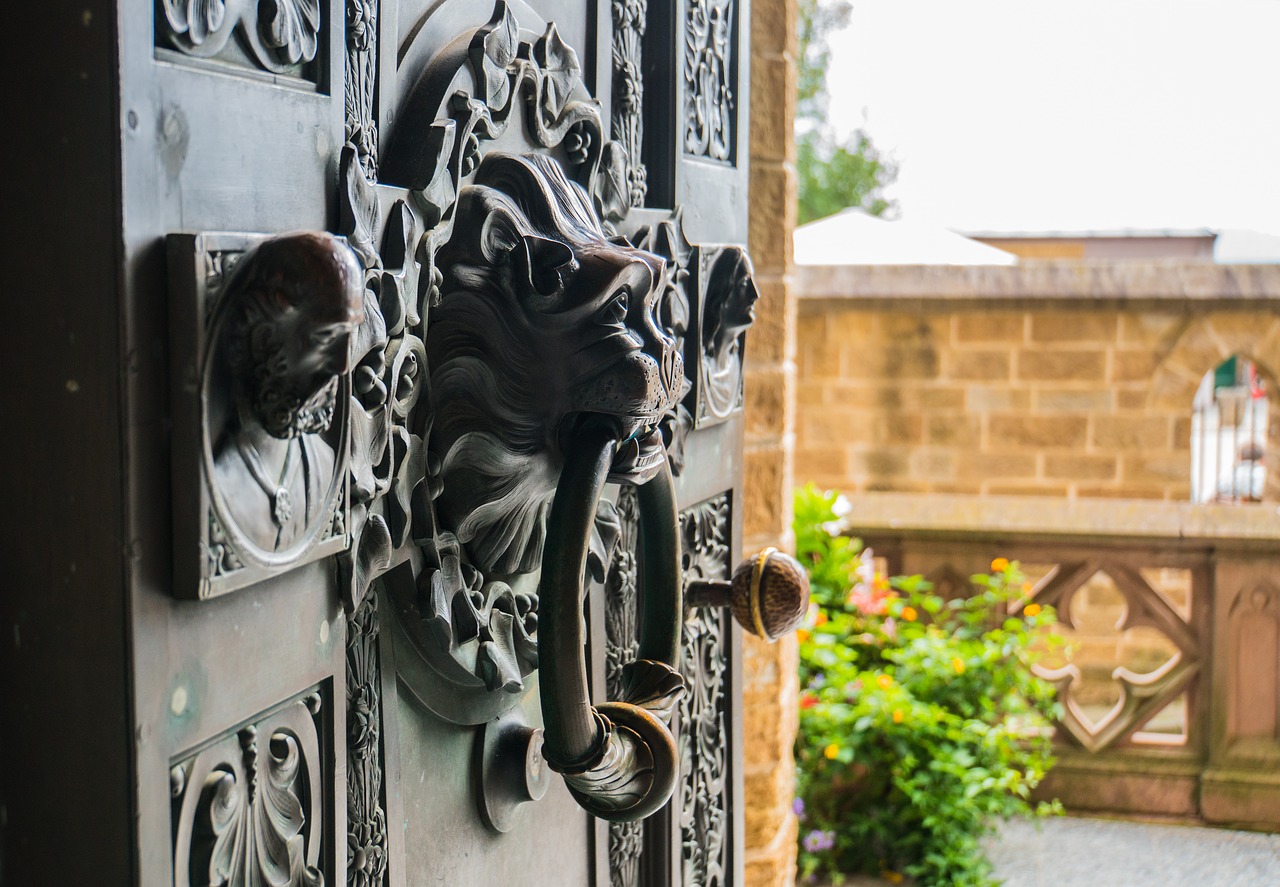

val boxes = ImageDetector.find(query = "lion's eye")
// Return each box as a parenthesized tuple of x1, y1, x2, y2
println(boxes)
(603, 290, 629, 326)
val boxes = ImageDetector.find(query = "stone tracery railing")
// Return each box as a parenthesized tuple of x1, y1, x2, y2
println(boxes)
(845, 492, 1280, 830)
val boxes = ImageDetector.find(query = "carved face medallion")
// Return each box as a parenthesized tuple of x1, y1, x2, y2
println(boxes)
(175, 232, 363, 593)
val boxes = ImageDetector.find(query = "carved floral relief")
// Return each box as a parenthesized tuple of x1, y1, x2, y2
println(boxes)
(170, 689, 328, 887)
(612, 0, 649, 207)
(157, 0, 325, 80)
(677, 494, 733, 885)
(684, 0, 736, 163)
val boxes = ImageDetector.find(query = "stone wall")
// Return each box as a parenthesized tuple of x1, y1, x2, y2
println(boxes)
(742, 0, 800, 881)
(794, 264, 1280, 501)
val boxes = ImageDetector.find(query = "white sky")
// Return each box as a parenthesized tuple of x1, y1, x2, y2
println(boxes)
(824, 0, 1280, 235)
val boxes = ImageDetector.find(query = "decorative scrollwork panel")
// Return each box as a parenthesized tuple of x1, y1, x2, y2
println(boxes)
(612, 0, 649, 207)
(683, 0, 737, 163)
(170, 687, 329, 887)
(676, 493, 733, 886)
(156, 0, 325, 81)
(605, 485, 645, 885)
(347, 591, 390, 887)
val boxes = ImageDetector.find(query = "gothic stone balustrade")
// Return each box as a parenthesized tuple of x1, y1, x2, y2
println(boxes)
(844, 492, 1280, 831)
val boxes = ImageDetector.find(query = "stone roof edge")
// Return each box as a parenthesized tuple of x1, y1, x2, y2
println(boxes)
(797, 262, 1280, 306)
(839, 491, 1280, 548)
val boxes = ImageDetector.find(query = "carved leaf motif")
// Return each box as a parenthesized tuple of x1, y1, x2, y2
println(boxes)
(474, 2, 519, 111)
(259, 0, 322, 66)
(341, 148, 382, 268)
(346, 594, 389, 887)
(175, 702, 326, 887)
(620, 659, 686, 722)
(534, 25, 581, 121)
(596, 142, 630, 224)
(411, 122, 457, 227)
(162, 0, 227, 45)
(346, 0, 374, 52)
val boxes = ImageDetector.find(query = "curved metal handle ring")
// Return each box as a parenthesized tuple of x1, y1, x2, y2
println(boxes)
(537, 418, 685, 822)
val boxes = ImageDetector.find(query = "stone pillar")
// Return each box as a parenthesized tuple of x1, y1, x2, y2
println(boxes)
(744, 0, 800, 881)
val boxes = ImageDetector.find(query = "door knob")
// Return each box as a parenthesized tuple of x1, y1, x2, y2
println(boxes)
(687, 548, 810, 642)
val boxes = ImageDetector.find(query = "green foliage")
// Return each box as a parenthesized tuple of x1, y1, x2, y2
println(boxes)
(793, 485, 1063, 887)
(797, 130, 896, 225)
(797, 0, 852, 122)
(795, 0, 898, 224)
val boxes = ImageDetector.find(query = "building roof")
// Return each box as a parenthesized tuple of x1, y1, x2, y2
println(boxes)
(1213, 229, 1280, 264)
(795, 209, 1018, 266)
(961, 227, 1218, 240)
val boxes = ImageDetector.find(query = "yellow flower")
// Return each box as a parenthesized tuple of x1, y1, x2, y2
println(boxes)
(1022, 582, 1033, 593)
(901, 606, 918, 622)
(892, 709, 904, 724)
(815, 611, 829, 626)
(823, 743, 840, 760)
(952, 657, 966, 674)
(1024, 603, 1042, 617)
(797, 628, 810, 643)
(991, 557, 1010, 573)
(876, 674, 893, 690)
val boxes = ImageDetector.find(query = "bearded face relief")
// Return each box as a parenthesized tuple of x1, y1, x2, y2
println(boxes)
(210, 232, 364, 559)
(427, 152, 683, 578)
(696, 245, 759, 425)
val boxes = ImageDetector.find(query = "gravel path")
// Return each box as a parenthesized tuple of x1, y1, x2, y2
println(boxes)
(985, 816, 1280, 887)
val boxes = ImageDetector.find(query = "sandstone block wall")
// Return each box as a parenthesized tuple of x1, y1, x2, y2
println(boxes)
(743, 0, 800, 882)
(793, 265, 1280, 501)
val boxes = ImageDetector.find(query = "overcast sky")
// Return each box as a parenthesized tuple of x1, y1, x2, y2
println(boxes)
(824, 0, 1280, 235)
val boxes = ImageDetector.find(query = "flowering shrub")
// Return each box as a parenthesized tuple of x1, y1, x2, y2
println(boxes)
(793, 485, 1063, 887)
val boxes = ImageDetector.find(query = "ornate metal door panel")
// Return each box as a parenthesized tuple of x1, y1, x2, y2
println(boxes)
(102, 0, 800, 885)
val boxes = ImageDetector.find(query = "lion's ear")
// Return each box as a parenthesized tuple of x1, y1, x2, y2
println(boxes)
(479, 204, 523, 263)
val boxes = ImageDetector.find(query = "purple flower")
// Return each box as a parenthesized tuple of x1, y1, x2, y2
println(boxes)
(792, 797, 806, 818)
(802, 829, 835, 852)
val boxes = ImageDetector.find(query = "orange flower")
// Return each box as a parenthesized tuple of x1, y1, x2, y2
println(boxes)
(876, 674, 893, 690)
(1022, 581, 1033, 593)
(892, 709, 904, 724)
(797, 628, 810, 643)
(901, 606, 918, 622)
(815, 611, 829, 626)
(823, 743, 840, 760)
(883, 872, 904, 885)
(991, 557, 1010, 573)
(1024, 603, 1042, 617)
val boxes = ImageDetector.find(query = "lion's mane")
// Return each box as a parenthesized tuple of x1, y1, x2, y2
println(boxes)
(427, 153, 612, 576)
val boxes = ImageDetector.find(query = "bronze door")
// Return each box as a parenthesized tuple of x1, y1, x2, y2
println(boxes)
(48, 0, 787, 884)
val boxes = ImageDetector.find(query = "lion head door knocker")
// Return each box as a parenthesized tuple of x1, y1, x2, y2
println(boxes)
(425, 151, 690, 820)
